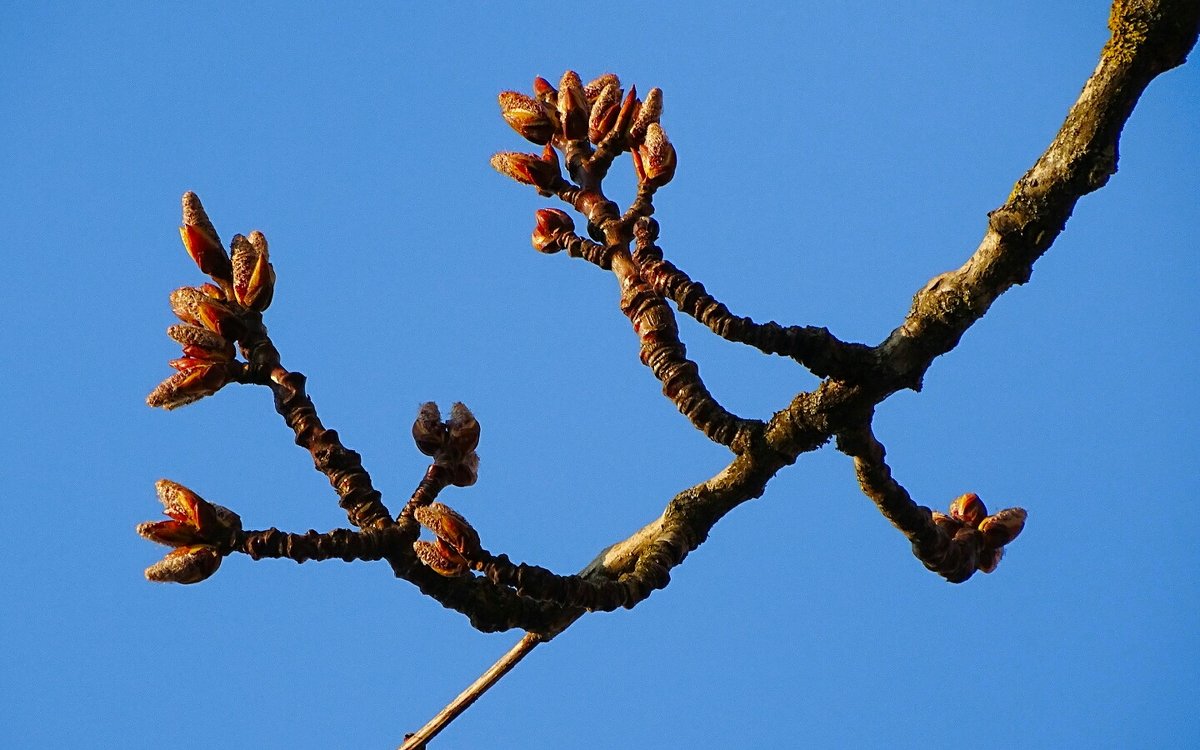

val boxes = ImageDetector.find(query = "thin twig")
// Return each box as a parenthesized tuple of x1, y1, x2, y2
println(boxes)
(400, 632, 545, 749)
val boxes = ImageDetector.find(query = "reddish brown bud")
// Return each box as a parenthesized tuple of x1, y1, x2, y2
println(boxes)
(979, 508, 1027, 548)
(137, 519, 204, 547)
(447, 451, 479, 488)
(588, 83, 621, 144)
(169, 287, 241, 337)
(584, 73, 620, 103)
(949, 492, 988, 527)
(412, 402, 447, 457)
(498, 91, 556, 145)
(930, 510, 961, 534)
(532, 76, 557, 106)
(166, 325, 234, 361)
(531, 208, 575, 253)
(447, 402, 481, 456)
(231, 232, 275, 312)
(146, 363, 229, 410)
(977, 546, 1004, 574)
(634, 123, 676, 188)
(195, 296, 243, 339)
(152, 479, 241, 538)
(180, 192, 231, 282)
(557, 70, 588, 141)
(413, 539, 469, 577)
(414, 502, 482, 559)
(615, 86, 639, 138)
(628, 87, 662, 145)
(490, 152, 561, 192)
(145, 544, 222, 584)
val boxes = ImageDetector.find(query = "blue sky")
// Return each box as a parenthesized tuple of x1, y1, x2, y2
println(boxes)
(2, 2, 1197, 748)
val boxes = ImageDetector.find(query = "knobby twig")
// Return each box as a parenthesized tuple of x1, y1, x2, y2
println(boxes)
(136, 1, 1199, 745)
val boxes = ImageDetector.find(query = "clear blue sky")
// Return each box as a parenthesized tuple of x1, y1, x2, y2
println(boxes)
(2, 3, 1197, 748)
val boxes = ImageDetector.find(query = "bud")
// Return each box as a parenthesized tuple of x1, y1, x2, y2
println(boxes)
(977, 546, 1004, 574)
(167, 325, 234, 361)
(145, 544, 222, 584)
(231, 231, 275, 311)
(447, 402, 481, 456)
(490, 152, 561, 192)
(532, 76, 557, 107)
(498, 91, 555, 145)
(169, 287, 241, 338)
(930, 510, 961, 534)
(413, 539, 469, 577)
(195, 296, 243, 339)
(180, 192, 232, 282)
(634, 123, 677, 188)
(412, 402, 447, 457)
(949, 492, 988, 527)
(180, 224, 232, 282)
(584, 73, 620, 103)
(447, 451, 479, 488)
(146, 363, 229, 410)
(414, 502, 482, 558)
(153, 479, 242, 538)
(531, 208, 575, 253)
(614, 86, 639, 138)
(978, 508, 1027, 548)
(628, 87, 662, 145)
(137, 519, 204, 547)
(557, 70, 588, 141)
(588, 83, 621, 144)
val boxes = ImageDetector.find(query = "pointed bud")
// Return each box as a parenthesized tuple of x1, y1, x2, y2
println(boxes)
(490, 152, 561, 192)
(414, 502, 482, 559)
(137, 519, 205, 547)
(532, 76, 557, 106)
(628, 87, 662, 145)
(146, 363, 229, 410)
(170, 287, 241, 337)
(634, 123, 676, 188)
(153, 479, 241, 538)
(949, 492, 988, 527)
(168, 356, 217, 372)
(167, 325, 234, 361)
(145, 544, 222, 584)
(584, 73, 620, 103)
(531, 208, 575, 253)
(978, 508, 1027, 548)
(195, 296, 243, 339)
(446, 402, 481, 457)
(447, 451, 479, 488)
(180, 224, 232, 283)
(413, 539, 469, 577)
(498, 91, 556, 145)
(557, 70, 588, 141)
(588, 83, 621, 144)
(614, 86, 639, 139)
(180, 192, 231, 282)
(231, 232, 275, 311)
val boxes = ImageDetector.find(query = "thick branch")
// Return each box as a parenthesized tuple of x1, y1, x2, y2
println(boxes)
(876, 0, 1200, 390)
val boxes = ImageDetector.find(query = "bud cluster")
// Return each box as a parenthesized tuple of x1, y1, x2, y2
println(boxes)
(932, 493, 1028, 574)
(147, 192, 278, 410)
(137, 479, 243, 584)
(411, 402, 481, 488)
(412, 502, 484, 578)
(493, 70, 677, 195)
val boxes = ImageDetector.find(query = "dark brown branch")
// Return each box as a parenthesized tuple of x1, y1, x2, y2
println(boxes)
(629, 217, 877, 380)
(237, 526, 400, 563)
(233, 315, 394, 530)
